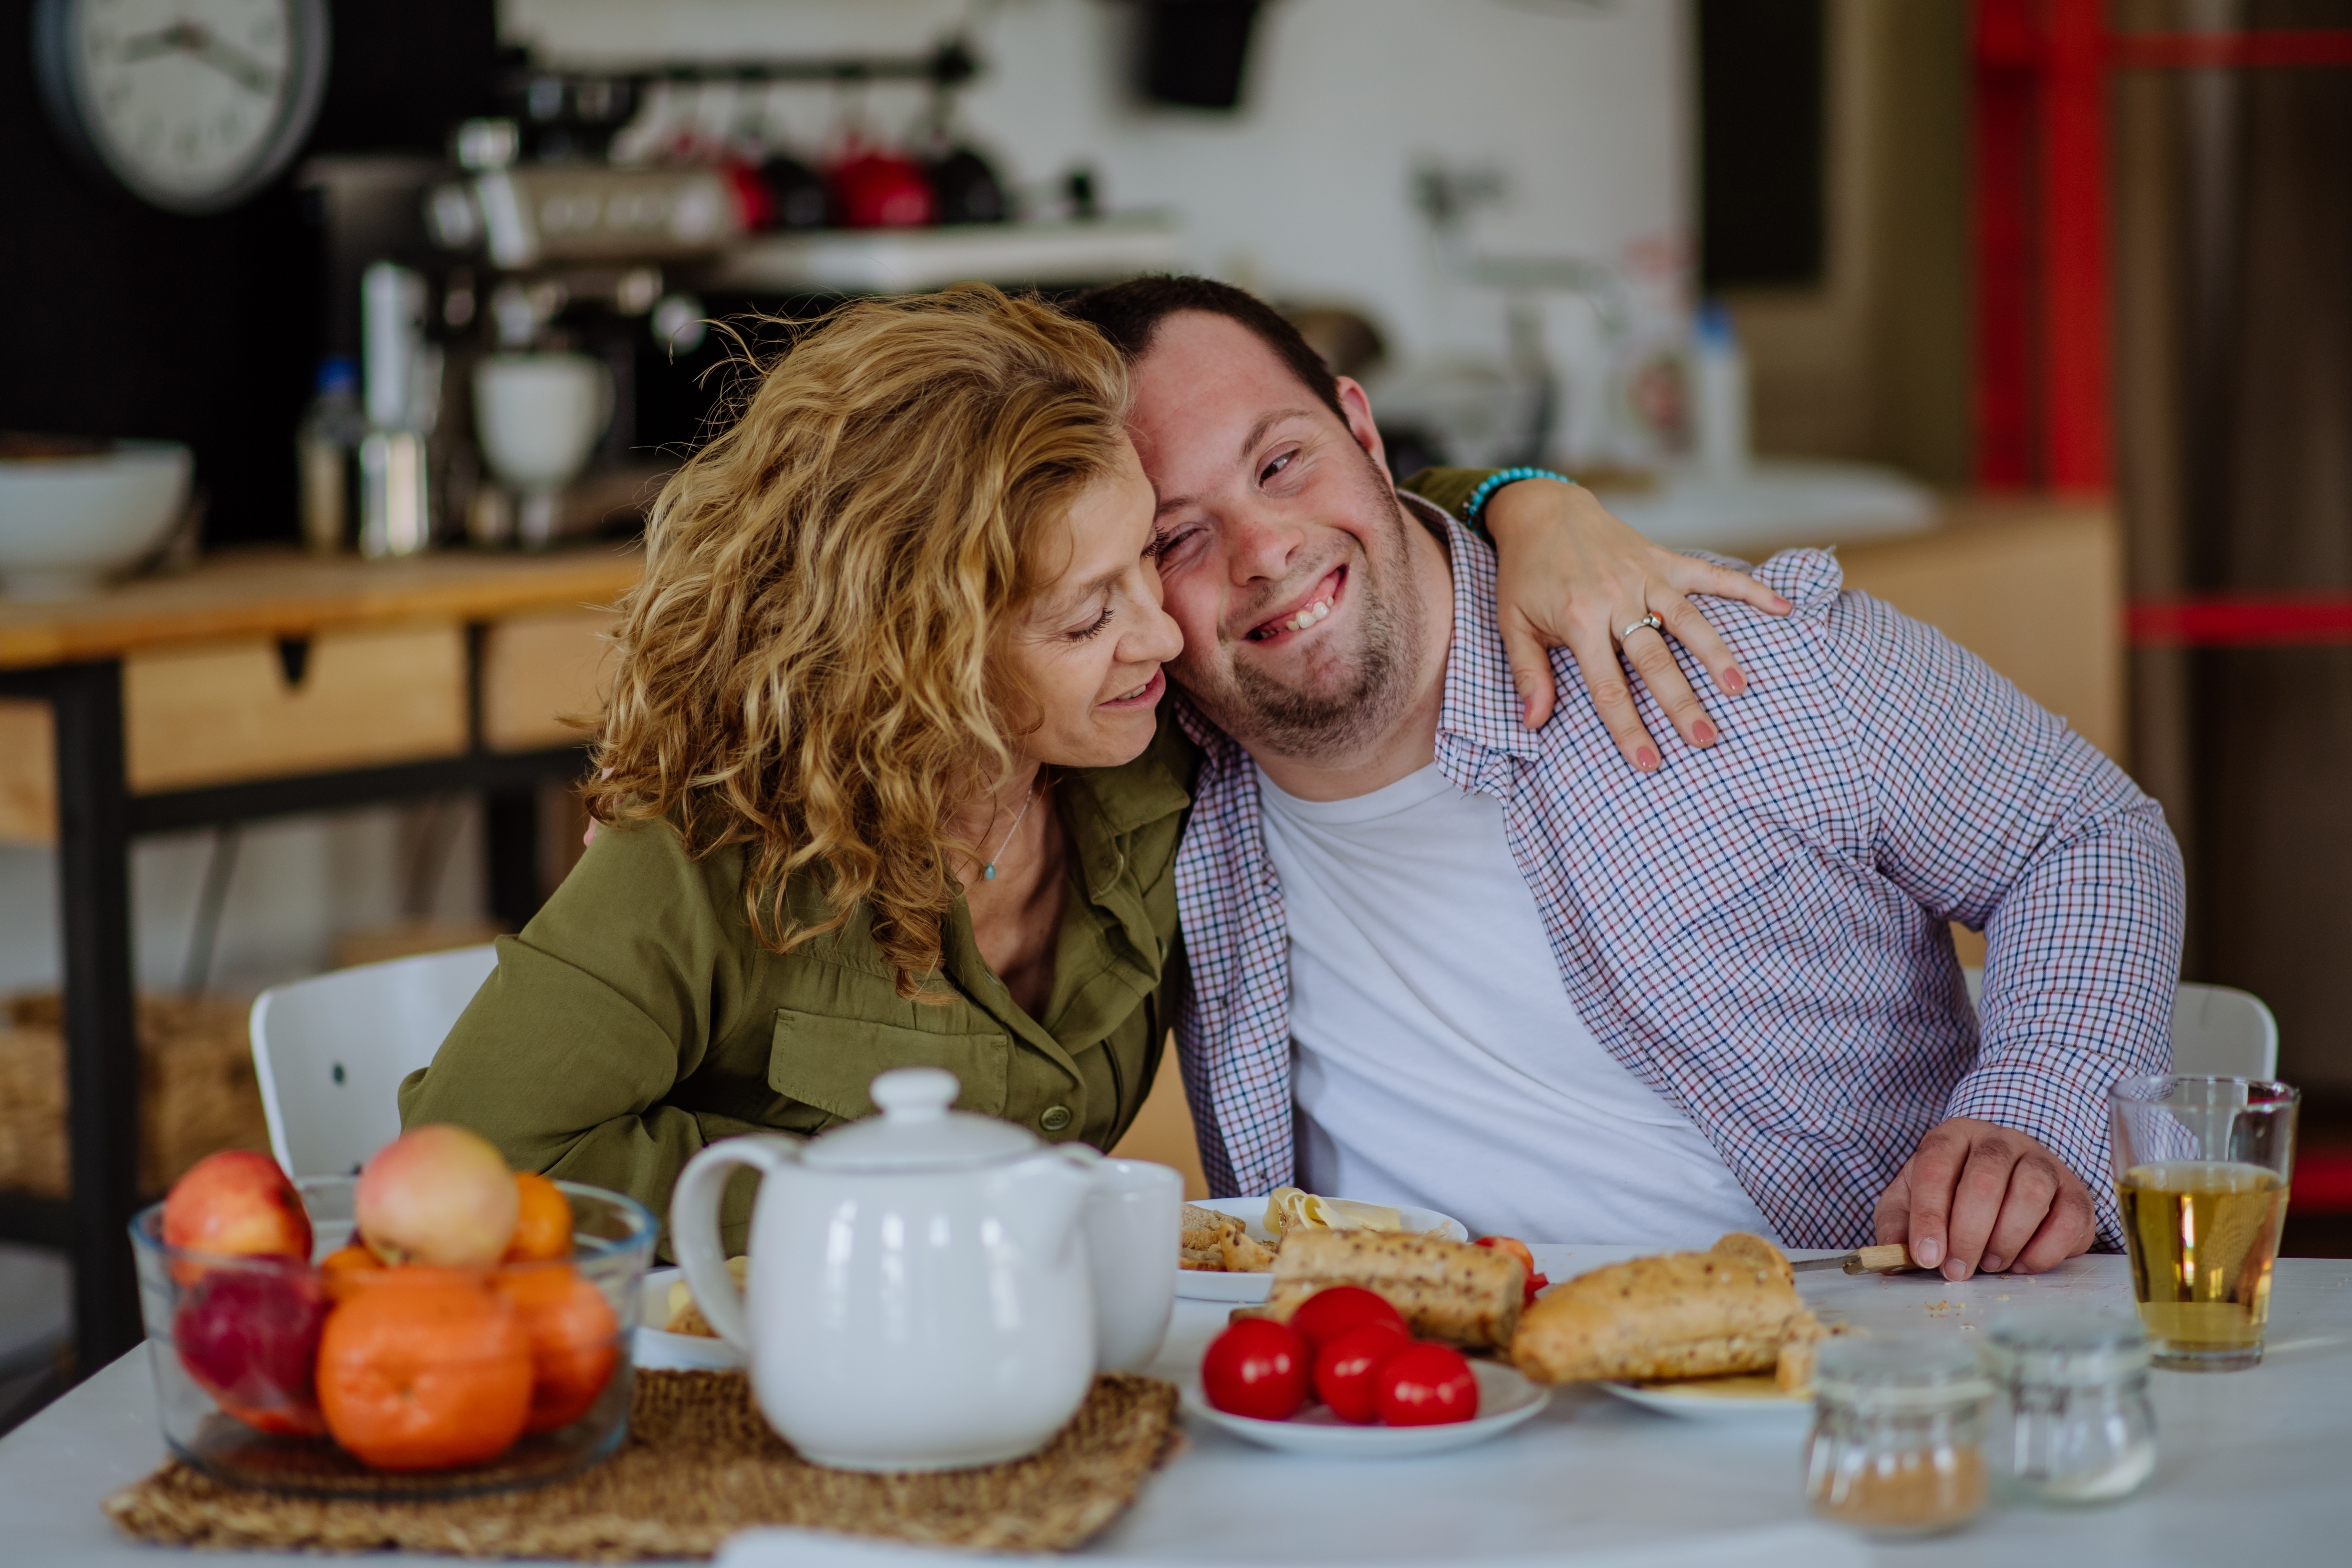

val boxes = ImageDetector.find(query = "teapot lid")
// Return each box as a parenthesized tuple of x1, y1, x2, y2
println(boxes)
(802, 1067, 1041, 1171)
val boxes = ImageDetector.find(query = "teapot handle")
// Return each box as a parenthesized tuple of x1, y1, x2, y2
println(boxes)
(670, 1134, 799, 1356)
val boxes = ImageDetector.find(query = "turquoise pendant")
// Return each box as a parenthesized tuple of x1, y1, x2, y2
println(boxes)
(983, 864, 996, 880)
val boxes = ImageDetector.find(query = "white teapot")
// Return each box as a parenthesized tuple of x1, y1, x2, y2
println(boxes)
(669, 1066, 1178, 1471)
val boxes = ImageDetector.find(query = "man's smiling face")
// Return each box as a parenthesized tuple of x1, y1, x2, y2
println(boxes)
(1127, 310, 1427, 761)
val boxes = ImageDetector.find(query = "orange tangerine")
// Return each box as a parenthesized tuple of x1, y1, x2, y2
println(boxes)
(315, 1269, 532, 1471)
(318, 1242, 387, 1301)
(504, 1172, 573, 1263)
(495, 1264, 620, 1434)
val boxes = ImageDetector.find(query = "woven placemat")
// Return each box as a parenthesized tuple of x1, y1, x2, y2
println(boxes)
(105, 1369, 1181, 1560)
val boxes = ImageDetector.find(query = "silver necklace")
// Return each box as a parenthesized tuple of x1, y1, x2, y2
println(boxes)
(980, 778, 1042, 882)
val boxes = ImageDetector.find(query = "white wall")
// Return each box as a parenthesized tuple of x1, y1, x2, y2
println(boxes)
(504, 0, 1695, 460)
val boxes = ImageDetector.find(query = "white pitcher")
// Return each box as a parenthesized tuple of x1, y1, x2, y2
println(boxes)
(670, 1066, 1175, 1471)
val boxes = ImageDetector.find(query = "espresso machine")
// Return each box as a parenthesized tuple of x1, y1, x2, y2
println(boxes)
(426, 111, 745, 548)
(299, 36, 1013, 555)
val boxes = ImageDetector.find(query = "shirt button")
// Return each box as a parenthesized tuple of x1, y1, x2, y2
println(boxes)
(1039, 1105, 1073, 1132)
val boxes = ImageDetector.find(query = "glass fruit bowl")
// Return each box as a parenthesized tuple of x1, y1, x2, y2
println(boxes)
(131, 1174, 655, 1499)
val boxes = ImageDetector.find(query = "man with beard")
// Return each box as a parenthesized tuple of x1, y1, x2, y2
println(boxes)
(1067, 277, 2183, 1280)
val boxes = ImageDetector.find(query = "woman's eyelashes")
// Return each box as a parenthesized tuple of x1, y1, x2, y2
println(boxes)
(1148, 525, 1198, 568)
(1066, 601, 1116, 642)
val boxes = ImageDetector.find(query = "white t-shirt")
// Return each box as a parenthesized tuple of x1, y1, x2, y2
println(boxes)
(1258, 762, 1776, 1244)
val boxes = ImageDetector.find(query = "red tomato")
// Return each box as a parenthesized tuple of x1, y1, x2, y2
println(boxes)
(1287, 1285, 1407, 1352)
(1313, 1321, 1409, 1423)
(1524, 1271, 1551, 1306)
(1376, 1342, 1480, 1426)
(1201, 1319, 1308, 1421)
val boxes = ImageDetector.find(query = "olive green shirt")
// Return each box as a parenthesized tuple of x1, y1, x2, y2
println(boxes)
(400, 717, 1194, 1252)
(1395, 466, 1488, 528)
(397, 469, 1494, 1249)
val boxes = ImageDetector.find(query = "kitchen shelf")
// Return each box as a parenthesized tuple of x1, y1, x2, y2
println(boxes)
(702, 213, 1184, 295)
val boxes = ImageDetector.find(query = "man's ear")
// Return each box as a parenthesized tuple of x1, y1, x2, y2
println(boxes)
(1334, 376, 1394, 486)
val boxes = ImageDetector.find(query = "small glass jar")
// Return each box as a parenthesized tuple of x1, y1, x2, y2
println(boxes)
(1804, 1334, 1991, 1537)
(1983, 1307, 2158, 1504)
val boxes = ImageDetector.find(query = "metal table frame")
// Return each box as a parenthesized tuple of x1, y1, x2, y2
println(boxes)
(0, 624, 588, 1376)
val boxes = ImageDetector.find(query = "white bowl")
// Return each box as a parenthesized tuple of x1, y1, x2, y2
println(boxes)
(634, 1265, 745, 1371)
(0, 440, 190, 598)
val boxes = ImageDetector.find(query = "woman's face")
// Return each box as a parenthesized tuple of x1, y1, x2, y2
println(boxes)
(1003, 438, 1182, 770)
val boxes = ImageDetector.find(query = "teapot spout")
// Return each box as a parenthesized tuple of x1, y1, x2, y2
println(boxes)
(986, 1148, 1095, 1263)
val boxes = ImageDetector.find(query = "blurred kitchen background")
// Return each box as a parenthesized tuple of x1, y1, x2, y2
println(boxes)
(0, 0, 1966, 1006)
(3, 0, 2351, 1420)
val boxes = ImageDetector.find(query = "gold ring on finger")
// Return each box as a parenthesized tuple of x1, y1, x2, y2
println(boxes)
(1620, 612, 1664, 640)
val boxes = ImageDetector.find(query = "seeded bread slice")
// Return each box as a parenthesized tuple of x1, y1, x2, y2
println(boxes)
(1509, 1233, 1815, 1384)
(1710, 1230, 1796, 1287)
(1261, 1229, 1523, 1350)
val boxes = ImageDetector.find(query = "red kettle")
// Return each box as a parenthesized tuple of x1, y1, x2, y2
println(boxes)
(830, 146, 936, 229)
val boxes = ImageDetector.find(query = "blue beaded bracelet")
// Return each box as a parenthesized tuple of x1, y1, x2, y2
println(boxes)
(1461, 467, 1576, 540)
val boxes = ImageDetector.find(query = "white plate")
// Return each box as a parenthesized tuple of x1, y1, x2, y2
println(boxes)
(633, 1265, 746, 1370)
(1182, 1360, 1549, 1456)
(1600, 1375, 1811, 1422)
(1174, 1197, 1470, 1302)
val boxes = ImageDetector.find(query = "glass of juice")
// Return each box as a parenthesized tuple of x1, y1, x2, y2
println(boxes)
(2109, 1075, 2298, 1371)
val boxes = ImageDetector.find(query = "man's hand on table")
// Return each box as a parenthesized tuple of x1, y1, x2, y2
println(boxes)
(1481, 478, 1791, 764)
(1872, 1116, 2098, 1281)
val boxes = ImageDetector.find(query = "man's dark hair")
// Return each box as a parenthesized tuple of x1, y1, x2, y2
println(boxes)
(1063, 275, 1348, 426)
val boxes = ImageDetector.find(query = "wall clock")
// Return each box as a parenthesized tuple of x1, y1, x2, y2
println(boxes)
(32, 0, 331, 215)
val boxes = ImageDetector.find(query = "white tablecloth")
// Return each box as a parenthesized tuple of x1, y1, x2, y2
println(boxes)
(4, 1248, 2347, 1566)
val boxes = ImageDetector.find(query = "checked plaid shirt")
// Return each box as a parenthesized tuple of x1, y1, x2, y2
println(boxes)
(1170, 499, 2183, 1250)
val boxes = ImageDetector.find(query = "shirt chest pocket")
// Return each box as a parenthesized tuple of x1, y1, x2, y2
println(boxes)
(767, 1008, 1014, 1124)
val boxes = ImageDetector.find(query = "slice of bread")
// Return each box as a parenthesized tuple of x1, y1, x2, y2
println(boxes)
(1261, 1229, 1523, 1350)
(1510, 1233, 1816, 1384)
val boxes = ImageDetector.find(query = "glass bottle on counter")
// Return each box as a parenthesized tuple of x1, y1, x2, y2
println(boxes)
(295, 355, 365, 554)
(1983, 1307, 2158, 1504)
(1804, 1334, 1991, 1536)
(358, 261, 439, 559)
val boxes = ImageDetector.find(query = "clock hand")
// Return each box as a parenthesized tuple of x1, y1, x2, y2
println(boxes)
(188, 34, 277, 95)
(115, 27, 193, 65)
(112, 21, 277, 95)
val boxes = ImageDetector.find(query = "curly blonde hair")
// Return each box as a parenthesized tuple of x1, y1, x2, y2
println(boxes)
(585, 284, 1134, 994)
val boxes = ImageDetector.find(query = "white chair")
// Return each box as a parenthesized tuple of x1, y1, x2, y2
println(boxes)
(1960, 968, 2278, 1079)
(250, 944, 500, 1179)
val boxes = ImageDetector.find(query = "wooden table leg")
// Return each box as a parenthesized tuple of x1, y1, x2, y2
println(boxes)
(47, 661, 143, 1371)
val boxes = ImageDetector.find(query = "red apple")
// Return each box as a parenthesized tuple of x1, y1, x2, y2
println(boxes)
(162, 1150, 312, 1263)
(174, 1264, 329, 1436)
(355, 1125, 519, 1269)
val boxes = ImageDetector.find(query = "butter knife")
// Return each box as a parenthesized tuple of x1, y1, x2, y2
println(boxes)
(1790, 1243, 1917, 1275)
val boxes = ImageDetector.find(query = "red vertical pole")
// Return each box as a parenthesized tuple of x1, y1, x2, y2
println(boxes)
(1969, 0, 2112, 491)
(2042, 0, 2111, 489)
(1973, 0, 2040, 488)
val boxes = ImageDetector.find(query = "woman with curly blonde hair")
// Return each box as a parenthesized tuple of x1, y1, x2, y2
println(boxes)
(404, 283, 1183, 1237)
(400, 282, 1757, 1243)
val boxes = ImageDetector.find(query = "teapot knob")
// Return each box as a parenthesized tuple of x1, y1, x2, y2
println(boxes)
(871, 1066, 959, 1120)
